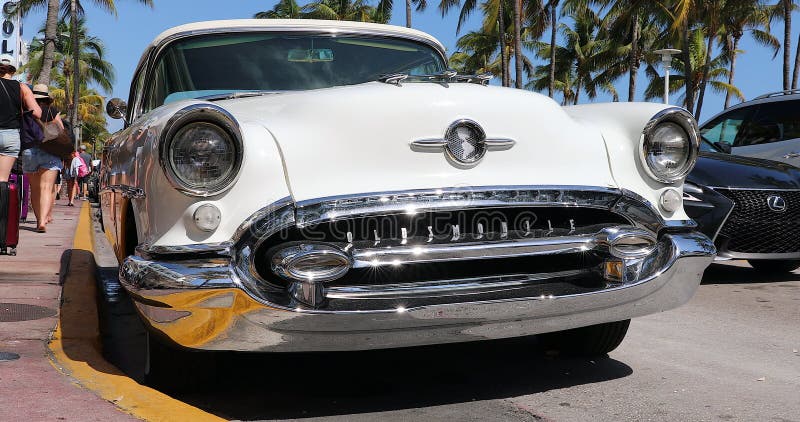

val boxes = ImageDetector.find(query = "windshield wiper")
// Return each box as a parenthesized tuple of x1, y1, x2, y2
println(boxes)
(200, 91, 281, 101)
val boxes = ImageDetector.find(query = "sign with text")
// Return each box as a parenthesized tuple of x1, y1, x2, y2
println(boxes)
(1, 1, 21, 67)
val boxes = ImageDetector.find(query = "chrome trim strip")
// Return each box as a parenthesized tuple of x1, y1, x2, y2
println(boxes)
(348, 226, 624, 268)
(136, 242, 233, 259)
(325, 270, 590, 299)
(294, 186, 624, 228)
(99, 185, 145, 199)
(706, 186, 800, 191)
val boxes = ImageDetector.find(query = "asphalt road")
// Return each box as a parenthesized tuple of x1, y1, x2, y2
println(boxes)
(93, 211, 800, 421)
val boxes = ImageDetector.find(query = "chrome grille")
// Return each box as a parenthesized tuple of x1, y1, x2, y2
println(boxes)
(254, 206, 629, 287)
(716, 189, 800, 253)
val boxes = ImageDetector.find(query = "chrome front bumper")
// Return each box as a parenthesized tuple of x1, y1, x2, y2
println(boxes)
(120, 231, 714, 352)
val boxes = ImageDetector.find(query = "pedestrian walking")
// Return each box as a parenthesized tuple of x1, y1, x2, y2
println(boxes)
(31, 85, 67, 226)
(0, 56, 42, 239)
(78, 145, 92, 199)
(67, 151, 88, 206)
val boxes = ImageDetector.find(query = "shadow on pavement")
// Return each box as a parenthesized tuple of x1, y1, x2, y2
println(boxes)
(56, 249, 134, 380)
(170, 337, 632, 420)
(701, 262, 800, 285)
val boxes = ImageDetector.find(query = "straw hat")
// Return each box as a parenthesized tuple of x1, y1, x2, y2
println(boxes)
(32, 84, 51, 99)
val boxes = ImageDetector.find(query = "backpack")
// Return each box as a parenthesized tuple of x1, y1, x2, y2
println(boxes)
(76, 156, 90, 178)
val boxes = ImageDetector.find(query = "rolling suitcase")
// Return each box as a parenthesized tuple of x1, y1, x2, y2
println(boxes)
(0, 177, 20, 256)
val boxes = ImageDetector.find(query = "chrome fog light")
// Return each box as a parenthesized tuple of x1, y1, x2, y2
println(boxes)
(659, 188, 682, 213)
(271, 244, 352, 283)
(605, 227, 657, 259)
(193, 204, 221, 232)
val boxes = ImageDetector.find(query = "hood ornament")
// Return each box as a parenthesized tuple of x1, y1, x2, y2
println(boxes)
(410, 119, 515, 167)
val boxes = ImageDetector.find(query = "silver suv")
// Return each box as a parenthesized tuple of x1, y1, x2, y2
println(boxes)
(700, 90, 800, 165)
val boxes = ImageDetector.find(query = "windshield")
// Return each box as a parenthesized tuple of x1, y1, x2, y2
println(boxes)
(699, 138, 721, 152)
(143, 33, 446, 111)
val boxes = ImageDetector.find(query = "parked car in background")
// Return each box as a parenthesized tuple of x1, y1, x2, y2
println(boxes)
(685, 140, 800, 273)
(99, 19, 714, 383)
(700, 90, 800, 166)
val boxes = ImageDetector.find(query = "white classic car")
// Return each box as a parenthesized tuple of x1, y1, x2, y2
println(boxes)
(100, 19, 714, 371)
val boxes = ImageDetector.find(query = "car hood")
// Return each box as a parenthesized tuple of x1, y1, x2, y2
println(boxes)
(220, 82, 617, 202)
(688, 151, 800, 189)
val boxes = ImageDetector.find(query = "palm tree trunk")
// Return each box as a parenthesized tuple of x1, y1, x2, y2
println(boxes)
(681, 20, 694, 114)
(512, 0, 523, 88)
(695, 26, 715, 120)
(498, 0, 509, 87)
(793, 28, 800, 89)
(724, 36, 740, 109)
(37, 0, 59, 86)
(548, 2, 557, 97)
(71, 0, 80, 150)
(573, 78, 581, 105)
(784, 0, 792, 90)
(628, 11, 640, 102)
(406, 0, 412, 28)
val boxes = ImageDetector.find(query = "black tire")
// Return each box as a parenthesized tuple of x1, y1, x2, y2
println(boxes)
(144, 332, 217, 392)
(747, 259, 800, 274)
(540, 319, 631, 357)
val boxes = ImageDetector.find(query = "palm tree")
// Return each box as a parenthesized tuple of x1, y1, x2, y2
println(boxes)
(782, 0, 793, 90)
(302, 0, 390, 22)
(644, 28, 743, 114)
(59, 0, 152, 145)
(450, 30, 502, 75)
(14, 0, 60, 86)
(666, 0, 698, 114)
(528, 7, 619, 104)
(406, 0, 427, 27)
(254, 0, 305, 18)
(720, 0, 779, 108)
(441, 0, 507, 85)
(693, 0, 725, 120)
(24, 17, 115, 93)
(546, 0, 559, 97)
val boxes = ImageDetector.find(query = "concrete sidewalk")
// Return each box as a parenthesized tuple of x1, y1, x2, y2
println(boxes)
(0, 200, 136, 421)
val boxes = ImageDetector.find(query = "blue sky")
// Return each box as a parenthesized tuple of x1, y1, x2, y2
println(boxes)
(18, 1, 797, 132)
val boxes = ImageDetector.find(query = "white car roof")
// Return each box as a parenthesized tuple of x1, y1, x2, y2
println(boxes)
(150, 19, 445, 54)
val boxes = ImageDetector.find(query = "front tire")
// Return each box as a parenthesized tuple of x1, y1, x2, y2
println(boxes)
(540, 319, 631, 356)
(747, 259, 800, 274)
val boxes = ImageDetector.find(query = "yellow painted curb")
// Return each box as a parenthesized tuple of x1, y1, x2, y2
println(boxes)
(47, 202, 225, 422)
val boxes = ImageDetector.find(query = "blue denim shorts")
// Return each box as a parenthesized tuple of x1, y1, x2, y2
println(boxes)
(0, 128, 20, 157)
(21, 147, 62, 173)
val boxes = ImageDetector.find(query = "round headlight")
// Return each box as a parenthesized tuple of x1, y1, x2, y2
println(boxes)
(640, 109, 699, 184)
(160, 104, 243, 197)
(169, 123, 236, 189)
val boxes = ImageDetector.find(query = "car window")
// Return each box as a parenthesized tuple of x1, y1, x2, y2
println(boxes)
(739, 100, 800, 146)
(141, 33, 447, 113)
(127, 67, 148, 122)
(699, 107, 753, 147)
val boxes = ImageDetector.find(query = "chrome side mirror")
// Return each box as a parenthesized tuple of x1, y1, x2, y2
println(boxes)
(106, 98, 127, 120)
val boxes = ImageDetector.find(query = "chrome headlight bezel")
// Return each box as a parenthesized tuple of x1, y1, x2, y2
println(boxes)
(159, 104, 244, 197)
(639, 108, 700, 184)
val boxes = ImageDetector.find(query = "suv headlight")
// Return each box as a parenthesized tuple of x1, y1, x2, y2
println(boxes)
(640, 108, 699, 184)
(159, 104, 243, 197)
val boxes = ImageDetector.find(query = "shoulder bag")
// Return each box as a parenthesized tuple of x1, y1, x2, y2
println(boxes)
(0, 80, 43, 151)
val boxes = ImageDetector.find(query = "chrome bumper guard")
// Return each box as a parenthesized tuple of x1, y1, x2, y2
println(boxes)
(120, 231, 714, 352)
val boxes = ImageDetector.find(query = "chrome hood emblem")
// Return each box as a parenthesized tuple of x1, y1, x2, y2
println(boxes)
(767, 195, 787, 212)
(410, 119, 516, 167)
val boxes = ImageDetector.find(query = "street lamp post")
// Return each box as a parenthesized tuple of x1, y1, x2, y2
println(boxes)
(653, 49, 682, 105)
